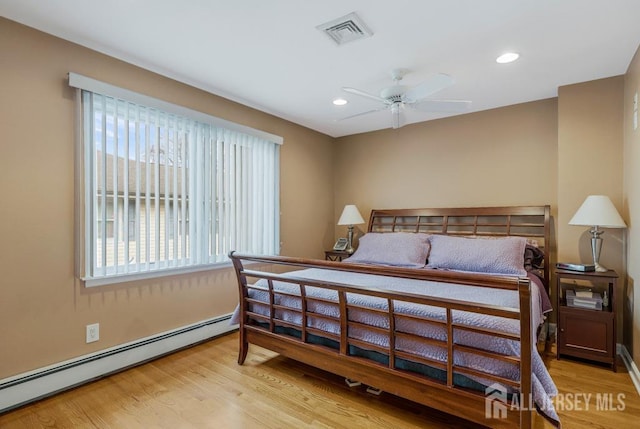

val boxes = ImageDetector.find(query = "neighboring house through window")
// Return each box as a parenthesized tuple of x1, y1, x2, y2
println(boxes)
(70, 73, 282, 286)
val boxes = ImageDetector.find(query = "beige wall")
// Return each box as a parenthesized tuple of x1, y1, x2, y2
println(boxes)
(0, 18, 335, 378)
(624, 46, 640, 364)
(557, 77, 626, 340)
(333, 99, 559, 251)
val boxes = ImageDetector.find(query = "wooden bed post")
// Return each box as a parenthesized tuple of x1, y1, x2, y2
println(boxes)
(230, 251, 249, 365)
(519, 277, 533, 429)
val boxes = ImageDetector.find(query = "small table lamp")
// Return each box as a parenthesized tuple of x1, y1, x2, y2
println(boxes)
(338, 204, 365, 254)
(569, 195, 627, 272)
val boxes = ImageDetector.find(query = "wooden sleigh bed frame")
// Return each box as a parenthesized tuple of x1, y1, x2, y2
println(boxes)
(230, 206, 552, 428)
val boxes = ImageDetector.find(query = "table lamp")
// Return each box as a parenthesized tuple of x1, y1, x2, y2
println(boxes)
(337, 205, 365, 254)
(569, 195, 626, 272)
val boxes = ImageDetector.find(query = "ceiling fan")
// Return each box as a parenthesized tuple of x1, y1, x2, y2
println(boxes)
(340, 69, 471, 129)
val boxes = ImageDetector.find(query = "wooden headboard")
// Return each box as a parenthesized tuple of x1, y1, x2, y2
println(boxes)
(367, 205, 551, 289)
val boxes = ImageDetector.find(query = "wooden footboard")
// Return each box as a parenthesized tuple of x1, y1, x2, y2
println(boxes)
(230, 253, 534, 429)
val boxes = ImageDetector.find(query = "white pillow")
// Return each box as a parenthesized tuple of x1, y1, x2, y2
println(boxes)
(344, 233, 430, 268)
(427, 235, 527, 276)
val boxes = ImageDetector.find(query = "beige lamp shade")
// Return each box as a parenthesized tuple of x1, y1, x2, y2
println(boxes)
(338, 205, 365, 225)
(569, 195, 626, 228)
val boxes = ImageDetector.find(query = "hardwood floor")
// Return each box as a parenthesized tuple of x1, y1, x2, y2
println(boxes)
(1, 332, 639, 428)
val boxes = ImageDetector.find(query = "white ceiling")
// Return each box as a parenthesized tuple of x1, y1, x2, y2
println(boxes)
(2, 0, 640, 138)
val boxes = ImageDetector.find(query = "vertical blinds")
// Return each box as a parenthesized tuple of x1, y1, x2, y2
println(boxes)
(71, 74, 280, 285)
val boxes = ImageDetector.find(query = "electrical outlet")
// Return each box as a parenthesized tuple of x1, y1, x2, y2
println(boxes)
(86, 323, 100, 343)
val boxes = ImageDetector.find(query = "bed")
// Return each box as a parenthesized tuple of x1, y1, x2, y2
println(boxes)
(229, 206, 558, 428)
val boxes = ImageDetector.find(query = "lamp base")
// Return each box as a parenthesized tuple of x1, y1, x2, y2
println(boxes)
(590, 229, 606, 273)
(346, 225, 355, 254)
(594, 262, 608, 273)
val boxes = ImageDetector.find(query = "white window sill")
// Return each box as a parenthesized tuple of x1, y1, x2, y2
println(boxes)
(81, 261, 234, 287)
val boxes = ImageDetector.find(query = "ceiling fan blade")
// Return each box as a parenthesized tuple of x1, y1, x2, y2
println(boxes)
(342, 87, 387, 103)
(403, 73, 454, 102)
(337, 107, 388, 122)
(409, 99, 472, 113)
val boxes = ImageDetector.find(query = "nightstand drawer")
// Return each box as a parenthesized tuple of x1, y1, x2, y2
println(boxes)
(558, 309, 614, 361)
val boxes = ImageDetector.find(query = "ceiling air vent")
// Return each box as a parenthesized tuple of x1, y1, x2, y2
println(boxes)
(317, 12, 373, 46)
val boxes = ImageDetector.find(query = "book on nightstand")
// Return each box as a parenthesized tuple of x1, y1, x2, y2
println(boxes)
(556, 262, 596, 272)
(574, 288, 593, 298)
(566, 289, 603, 310)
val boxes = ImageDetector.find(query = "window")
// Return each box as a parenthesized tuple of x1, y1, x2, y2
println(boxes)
(70, 73, 281, 286)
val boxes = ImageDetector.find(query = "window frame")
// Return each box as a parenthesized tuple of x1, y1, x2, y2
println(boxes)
(70, 73, 282, 287)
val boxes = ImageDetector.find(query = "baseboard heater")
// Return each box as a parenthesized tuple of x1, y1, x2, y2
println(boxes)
(0, 315, 237, 413)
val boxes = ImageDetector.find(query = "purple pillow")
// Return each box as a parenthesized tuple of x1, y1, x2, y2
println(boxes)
(427, 235, 527, 276)
(344, 233, 431, 268)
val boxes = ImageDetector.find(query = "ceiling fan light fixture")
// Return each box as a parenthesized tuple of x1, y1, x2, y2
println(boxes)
(332, 98, 348, 106)
(391, 103, 401, 129)
(496, 52, 520, 64)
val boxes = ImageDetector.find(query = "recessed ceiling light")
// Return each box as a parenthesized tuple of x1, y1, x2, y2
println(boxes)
(333, 98, 348, 106)
(496, 52, 519, 64)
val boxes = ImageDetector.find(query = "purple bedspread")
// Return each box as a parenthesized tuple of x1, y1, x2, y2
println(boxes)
(231, 268, 559, 425)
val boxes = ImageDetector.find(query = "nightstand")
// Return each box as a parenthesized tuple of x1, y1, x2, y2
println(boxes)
(555, 268, 618, 371)
(325, 250, 351, 261)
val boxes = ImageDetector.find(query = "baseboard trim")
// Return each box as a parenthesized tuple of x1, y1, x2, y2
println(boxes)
(0, 315, 237, 413)
(618, 344, 640, 396)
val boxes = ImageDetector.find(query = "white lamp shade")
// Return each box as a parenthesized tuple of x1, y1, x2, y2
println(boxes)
(569, 195, 627, 228)
(338, 204, 365, 225)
